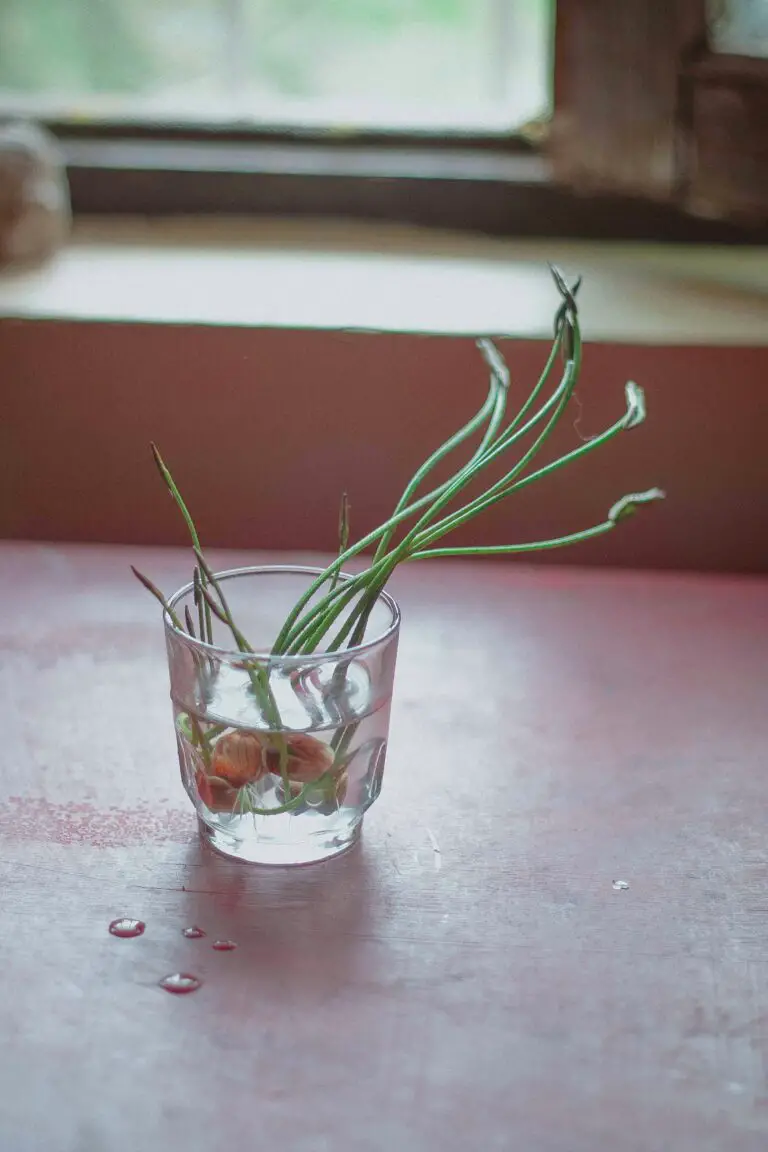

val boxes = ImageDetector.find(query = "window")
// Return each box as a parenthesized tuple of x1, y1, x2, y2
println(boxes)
(0, 1, 551, 132)
(709, 0, 768, 56)
(0, 1, 766, 237)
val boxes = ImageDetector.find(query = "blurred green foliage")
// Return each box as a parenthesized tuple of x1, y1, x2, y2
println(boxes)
(0, 0, 473, 95)
(0, 0, 551, 123)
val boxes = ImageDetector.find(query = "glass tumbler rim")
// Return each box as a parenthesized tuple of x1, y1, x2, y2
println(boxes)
(164, 563, 401, 664)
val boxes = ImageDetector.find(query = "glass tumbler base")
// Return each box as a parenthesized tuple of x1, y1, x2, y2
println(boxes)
(198, 816, 362, 866)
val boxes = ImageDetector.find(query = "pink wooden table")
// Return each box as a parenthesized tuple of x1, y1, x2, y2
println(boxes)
(2, 542, 767, 1152)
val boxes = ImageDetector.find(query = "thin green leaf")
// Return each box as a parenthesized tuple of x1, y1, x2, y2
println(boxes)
(130, 566, 184, 630)
(411, 521, 615, 559)
(151, 442, 201, 549)
(184, 605, 196, 638)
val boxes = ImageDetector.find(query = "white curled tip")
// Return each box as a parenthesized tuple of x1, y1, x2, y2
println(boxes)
(608, 487, 666, 525)
(476, 338, 510, 390)
(622, 381, 646, 430)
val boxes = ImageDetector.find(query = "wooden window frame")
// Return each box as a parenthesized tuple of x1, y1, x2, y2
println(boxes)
(552, 0, 768, 227)
(6, 1, 768, 239)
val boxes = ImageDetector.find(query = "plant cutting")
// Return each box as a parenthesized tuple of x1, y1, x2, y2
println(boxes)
(134, 266, 664, 865)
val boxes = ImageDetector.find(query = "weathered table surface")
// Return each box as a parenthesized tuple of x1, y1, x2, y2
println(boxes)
(2, 542, 767, 1152)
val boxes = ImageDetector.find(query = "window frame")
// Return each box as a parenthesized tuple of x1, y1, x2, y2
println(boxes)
(3, 0, 767, 240)
(552, 0, 768, 228)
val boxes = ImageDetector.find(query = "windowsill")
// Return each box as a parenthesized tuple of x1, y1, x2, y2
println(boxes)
(1, 216, 767, 345)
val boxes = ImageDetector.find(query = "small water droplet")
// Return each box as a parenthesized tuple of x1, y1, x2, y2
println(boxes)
(612, 880, 630, 891)
(212, 939, 237, 952)
(109, 917, 145, 938)
(182, 926, 206, 939)
(159, 973, 201, 994)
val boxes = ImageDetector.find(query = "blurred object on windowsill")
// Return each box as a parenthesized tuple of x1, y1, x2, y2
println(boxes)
(0, 121, 71, 269)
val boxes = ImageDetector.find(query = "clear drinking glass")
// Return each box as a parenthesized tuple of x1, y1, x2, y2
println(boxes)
(165, 566, 400, 865)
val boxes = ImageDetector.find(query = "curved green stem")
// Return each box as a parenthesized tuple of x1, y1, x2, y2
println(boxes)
(325, 554, 399, 653)
(195, 551, 292, 796)
(274, 334, 573, 654)
(270, 388, 503, 652)
(410, 520, 615, 560)
(293, 563, 389, 655)
(282, 565, 380, 654)
(393, 335, 577, 553)
(280, 312, 578, 656)
(372, 356, 507, 563)
(404, 317, 582, 555)
(412, 354, 583, 550)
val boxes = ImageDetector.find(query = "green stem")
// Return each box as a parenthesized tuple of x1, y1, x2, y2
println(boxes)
(238, 780, 318, 817)
(397, 321, 581, 559)
(269, 354, 529, 654)
(481, 330, 560, 444)
(195, 551, 292, 797)
(188, 713, 212, 770)
(410, 520, 615, 559)
(329, 492, 350, 595)
(372, 359, 506, 563)
(184, 605, 196, 638)
(151, 443, 199, 548)
(390, 333, 576, 557)
(195, 557, 272, 704)
(339, 320, 578, 642)
(287, 565, 385, 655)
(412, 355, 582, 550)
(151, 442, 212, 642)
(326, 556, 397, 653)
(280, 298, 578, 657)
(193, 567, 207, 644)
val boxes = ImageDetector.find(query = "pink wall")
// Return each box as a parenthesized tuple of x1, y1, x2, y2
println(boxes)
(2, 318, 766, 572)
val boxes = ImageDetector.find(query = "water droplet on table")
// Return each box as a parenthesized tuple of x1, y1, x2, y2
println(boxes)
(612, 880, 630, 891)
(109, 918, 145, 938)
(159, 973, 201, 994)
(212, 940, 237, 952)
(182, 926, 206, 939)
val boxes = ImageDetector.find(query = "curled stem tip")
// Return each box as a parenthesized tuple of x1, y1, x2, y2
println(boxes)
(549, 264, 581, 310)
(608, 487, 666, 524)
(476, 338, 510, 390)
(139, 268, 663, 672)
(622, 381, 646, 430)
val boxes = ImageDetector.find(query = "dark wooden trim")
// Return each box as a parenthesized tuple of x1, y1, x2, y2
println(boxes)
(551, 0, 707, 201)
(59, 134, 768, 241)
(552, 1, 768, 225)
(684, 50, 768, 223)
(688, 52, 768, 85)
(60, 137, 547, 181)
(40, 117, 536, 154)
(6, 4, 767, 239)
